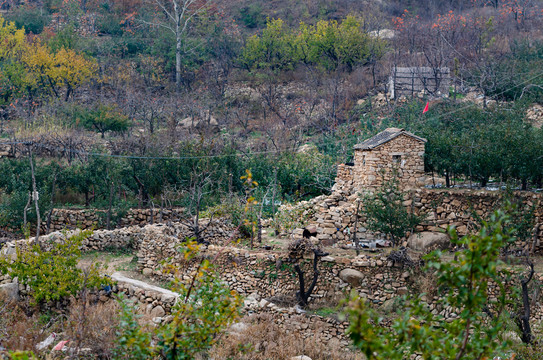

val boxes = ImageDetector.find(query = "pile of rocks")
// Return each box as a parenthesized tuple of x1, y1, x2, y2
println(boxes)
(527, 104, 543, 128)
(243, 293, 350, 346)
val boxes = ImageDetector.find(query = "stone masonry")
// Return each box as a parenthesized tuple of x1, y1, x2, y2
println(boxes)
(342, 128, 427, 191)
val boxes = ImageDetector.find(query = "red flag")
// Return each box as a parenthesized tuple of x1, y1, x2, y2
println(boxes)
(422, 102, 429, 114)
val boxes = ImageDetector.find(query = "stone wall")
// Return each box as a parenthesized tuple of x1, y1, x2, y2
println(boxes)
(2, 219, 543, 342)
(1, 219, 234, 259)
(351, 134, 426, 190)
(39, 207, 186, 233)
(285, 187, 543, 252)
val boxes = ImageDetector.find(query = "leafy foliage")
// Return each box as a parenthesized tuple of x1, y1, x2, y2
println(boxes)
(347, 209, 516, 360)
(114, 240, 242, 359)
(0, 15, 97, 103)
(114, 295, 154, 360)
(0, 230, 109, 305)
(239, 15, 385, 73)
(78, 104, 131, 138)
(361, 173, 424, 246)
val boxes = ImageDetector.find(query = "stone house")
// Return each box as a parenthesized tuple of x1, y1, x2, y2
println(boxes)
(336, 128, 427, 192)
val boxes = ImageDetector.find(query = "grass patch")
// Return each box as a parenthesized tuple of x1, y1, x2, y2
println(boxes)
(312, 307, 338, 318)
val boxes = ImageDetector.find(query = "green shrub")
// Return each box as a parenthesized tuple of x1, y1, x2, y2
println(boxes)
(0, 230, 109, 306)
(347, 209, 517, 359)
(5, 6, 50, 34)
(97, 13, 124, 36)
(113, 241, 242, 359)
(238, 4, 264, 28)
(361, 173, 424, 246)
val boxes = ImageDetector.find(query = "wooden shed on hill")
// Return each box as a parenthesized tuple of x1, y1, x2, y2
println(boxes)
(389, 67, 450, 99)
(337, 128, 427, 191)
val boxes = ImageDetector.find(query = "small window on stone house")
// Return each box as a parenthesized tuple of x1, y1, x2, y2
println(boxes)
(392, 155, 401, 164)
(362, 155, 366, 166)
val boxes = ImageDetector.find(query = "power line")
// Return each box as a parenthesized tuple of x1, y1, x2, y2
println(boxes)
(0, 135, 354, 161)
(2, 68, 542, 161)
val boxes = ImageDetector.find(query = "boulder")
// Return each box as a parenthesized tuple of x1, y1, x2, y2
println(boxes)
(407, 232, 449, 251)
(291, 356, 312, 360)
(339, 269, 364, 286)
(150, 305, 165, 318)
(0, 282, 19, 301)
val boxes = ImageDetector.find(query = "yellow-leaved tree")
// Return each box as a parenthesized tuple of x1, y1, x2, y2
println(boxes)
(21, 39, 98, 101)
(0, 15, 97, 103)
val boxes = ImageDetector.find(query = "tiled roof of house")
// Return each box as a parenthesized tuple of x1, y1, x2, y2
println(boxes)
(353, 128, 427, 150)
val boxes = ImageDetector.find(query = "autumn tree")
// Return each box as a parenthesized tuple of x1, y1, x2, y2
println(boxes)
(0, 16, 97, 103)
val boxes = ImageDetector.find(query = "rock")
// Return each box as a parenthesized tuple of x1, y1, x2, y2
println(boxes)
(0, 282, 19, 301)
(36, 333, 57, 350)
(503, 331, 522, 345)
(380, 298, 397, 313)
(229, 322, 248, 335)
(150, 305, 165, 318)
(291, 356, 312, 360)
(142, 268, 153, 276)
(305, 225, 318, 235)
(339, 269, 364, 286)
(321, 256, 335, 262)
(407, 232, 449, 251)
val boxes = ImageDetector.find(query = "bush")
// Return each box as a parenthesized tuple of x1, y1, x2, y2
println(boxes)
(238, 4, 264, 28)
(114, 241, 242, 359)
(361, 173, 424, 246)
(96, 13, 124, 36)
(0, 230, 109, 306)
(347, 209, 517, 359)
(5, 6, 50, 34)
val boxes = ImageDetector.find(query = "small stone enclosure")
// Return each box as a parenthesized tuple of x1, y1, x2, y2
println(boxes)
(338, 128, 427, 191)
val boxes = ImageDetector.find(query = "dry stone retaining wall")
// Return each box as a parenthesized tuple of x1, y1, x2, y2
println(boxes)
(287, 187, 543, 252)
(134, 231, 543, 328)
(39, 207, 186, 234)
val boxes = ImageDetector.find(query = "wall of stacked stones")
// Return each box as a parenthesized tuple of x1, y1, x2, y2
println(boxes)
(3, 220, 543, 337)
(291, 188, 543, 252)
(135, 238, 543, 328)
(38, 207, 186, 234)
(351, 134, 426, 190)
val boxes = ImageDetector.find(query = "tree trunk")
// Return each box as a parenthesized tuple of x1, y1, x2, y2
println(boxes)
(46, 170, 58, 234)
(353, 201, 361, 256)
(29, 146, 41, 244)
(294, 250, 328, 308)
(176, 23, 182, 90)
(23, 192, 31, 231)
(516, 261, 534, 344)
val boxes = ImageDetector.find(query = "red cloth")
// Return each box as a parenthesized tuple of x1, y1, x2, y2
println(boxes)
(423, 102, 429, 113)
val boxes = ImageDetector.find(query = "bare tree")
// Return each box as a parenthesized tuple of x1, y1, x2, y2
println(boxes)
(139, 0, 209, 89)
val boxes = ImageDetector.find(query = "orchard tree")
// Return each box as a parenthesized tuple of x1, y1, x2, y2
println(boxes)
(80, 105, 131, 138)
